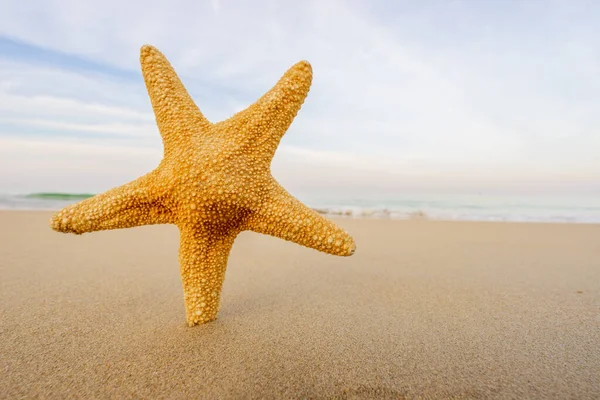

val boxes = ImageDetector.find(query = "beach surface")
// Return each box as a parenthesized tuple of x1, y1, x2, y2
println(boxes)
(1, 211, 599, 399)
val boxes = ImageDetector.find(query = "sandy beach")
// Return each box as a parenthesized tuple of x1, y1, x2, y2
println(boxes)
(1, 211, 599, 399)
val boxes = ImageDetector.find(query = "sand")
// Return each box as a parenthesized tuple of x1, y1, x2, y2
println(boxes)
(1, 211, 599, 399)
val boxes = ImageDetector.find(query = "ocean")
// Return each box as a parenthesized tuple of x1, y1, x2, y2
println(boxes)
(1, 192, 599, 224)
(297, 193, 600, 224)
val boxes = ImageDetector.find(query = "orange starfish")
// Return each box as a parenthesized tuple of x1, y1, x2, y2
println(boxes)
(50, 45, 356, 326)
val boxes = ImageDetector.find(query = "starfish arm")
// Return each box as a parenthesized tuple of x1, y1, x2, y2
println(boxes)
(216, 61, 312, 161)
(245, 182, 356, 256)
(178, 225, 238, 326)
(50, 171, 174, 234)
(140, 45, 211, 157)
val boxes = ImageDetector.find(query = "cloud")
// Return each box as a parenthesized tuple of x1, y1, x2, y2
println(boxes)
(0, 136, 161, 194)
(0, 0, 598, 195)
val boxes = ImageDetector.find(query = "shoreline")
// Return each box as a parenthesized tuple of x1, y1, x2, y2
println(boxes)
(3, 208, 599, 226)
(2, 191, 599, 225)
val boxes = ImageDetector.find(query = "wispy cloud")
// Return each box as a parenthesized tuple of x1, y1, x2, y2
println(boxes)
(0, 0, 598, 195)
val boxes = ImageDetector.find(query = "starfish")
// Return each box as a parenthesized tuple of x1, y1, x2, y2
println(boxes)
(50, 45, 356, 326)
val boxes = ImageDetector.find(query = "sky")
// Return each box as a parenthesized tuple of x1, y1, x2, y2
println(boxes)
(0, 0, 598, 197)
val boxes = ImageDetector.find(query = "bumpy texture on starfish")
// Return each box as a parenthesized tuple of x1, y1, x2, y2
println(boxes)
(50, 45, 356, 326)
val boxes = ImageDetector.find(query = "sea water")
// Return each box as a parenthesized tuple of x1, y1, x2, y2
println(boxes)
(1, 192, 598, 224)
(294, 192, 600, 224)
(0, 193, 95, 211)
